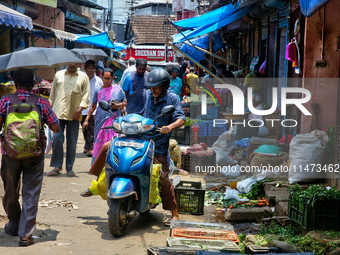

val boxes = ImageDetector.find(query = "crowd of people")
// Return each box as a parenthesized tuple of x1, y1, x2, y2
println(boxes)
(0, 57, 187, 246)
(0, 55, 264, 246)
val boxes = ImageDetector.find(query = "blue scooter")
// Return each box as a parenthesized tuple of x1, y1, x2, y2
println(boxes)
(98, 100, 175, 237)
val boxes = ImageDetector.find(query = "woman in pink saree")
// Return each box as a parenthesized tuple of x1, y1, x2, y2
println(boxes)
(83, 68, 127, 165)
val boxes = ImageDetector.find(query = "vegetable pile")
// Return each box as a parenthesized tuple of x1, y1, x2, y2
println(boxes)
(290, 184, 340, 210)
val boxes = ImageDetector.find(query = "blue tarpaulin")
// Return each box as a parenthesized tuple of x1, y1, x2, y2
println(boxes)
(173, 4, 254, 43)
(76, 32, 127, 52)
(174, 0, 257, 29)
(300, 0, 331, 17)
(180, 34, 224, 62)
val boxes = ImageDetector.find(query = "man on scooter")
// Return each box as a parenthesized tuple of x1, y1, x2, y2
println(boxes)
(84, 68, 186, 226)
(143, 68, 186, 226)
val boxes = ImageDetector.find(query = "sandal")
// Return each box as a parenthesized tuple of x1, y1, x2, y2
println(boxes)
(5, 223, 18, 236)
(19, 237, 35, 246)
(67, 170, 76, 177)
(80, 188, 93, 197)
(48, 168, 61, 176)
(164, 220, 172, 227)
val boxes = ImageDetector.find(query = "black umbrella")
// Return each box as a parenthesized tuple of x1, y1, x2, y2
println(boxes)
(0, 47, 83, 71)
(71, 48, 108, 62)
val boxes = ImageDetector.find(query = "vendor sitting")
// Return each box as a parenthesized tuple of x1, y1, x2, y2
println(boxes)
(248, 93, 263, 121)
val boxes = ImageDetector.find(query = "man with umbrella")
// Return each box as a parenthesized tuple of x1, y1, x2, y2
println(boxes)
(48, 63, 90, 176)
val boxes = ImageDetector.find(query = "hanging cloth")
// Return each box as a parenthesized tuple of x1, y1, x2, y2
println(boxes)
(294, 40, 301, 74)
(286, 42, 296, 62)
(292, 44, 298, 67)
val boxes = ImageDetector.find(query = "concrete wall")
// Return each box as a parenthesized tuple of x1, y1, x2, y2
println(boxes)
(30, 4, 65, 80)
(301, 0, 340, 133)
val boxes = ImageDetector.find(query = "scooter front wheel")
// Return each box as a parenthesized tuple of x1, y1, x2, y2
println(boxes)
(108, 198, 129, 237)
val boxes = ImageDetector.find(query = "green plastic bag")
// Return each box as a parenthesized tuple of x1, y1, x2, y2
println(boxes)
(150, 164, 162, 204)
(89, 168, 107, 200)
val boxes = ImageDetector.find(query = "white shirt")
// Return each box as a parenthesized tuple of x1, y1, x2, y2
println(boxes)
(82, 75, 103, 115)
(97, 60, 104, 69)
(120, 65, 136, 87)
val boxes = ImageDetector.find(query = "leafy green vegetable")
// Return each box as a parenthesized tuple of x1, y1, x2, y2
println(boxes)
(325, 126, 335, 164)
(259, 224, 340, 255)
(184, 117, 198, 127)
(239, 179, 268, 200)
(290, 184, 340, 210)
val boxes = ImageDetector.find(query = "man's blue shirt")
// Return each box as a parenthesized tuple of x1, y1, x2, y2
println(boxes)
(143, 90, 186, 156)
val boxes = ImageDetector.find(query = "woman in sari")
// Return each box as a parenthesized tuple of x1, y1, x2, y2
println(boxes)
(82, 68, 127, 165)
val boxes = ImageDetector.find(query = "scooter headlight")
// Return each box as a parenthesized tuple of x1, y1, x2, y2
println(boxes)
(139, 124, 154, 133)
(121, 121, 142, 134)
(113, 122, 121, 131)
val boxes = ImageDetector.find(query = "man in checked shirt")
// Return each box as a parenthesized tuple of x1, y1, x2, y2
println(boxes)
(0, 68, 60, 246)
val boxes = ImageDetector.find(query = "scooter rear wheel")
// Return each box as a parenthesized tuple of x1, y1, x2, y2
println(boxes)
(108, 198, 128, 237)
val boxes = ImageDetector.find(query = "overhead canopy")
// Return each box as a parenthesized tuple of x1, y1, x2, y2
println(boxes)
(300, 0, 330, 17)
(180, 34, 224, 62)
(0, 4, 33, 30)
(32, 23, 78, 41)
(76, 32, 127, 52)
(174, 0, 257, 28)
(66, 0, 106, 10)
(173, 4, 254, 43)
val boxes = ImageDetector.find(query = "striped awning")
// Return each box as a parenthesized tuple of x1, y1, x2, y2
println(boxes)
(0, 4, 33, 30)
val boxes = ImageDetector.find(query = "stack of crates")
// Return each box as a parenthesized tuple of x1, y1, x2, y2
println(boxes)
(171, 126, 190, 145)
(195, 121, 208, 144)
(201, 105, 219, 120)
(196, 104, 219, 120)
(205, 121, 227, 147)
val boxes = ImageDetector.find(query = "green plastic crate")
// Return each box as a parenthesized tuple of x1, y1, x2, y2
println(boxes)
(288, 195, 340, 230)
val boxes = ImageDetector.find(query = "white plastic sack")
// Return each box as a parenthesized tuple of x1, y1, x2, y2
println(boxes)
(258, 125, 269, 137)
(224, 186, 248, 201)
(237, 176, 258, 194)
(212, 126, 236, 166)
(44, 126, 53, 154)
(221, 164, 241, 177)
(288, 130, 328, 184)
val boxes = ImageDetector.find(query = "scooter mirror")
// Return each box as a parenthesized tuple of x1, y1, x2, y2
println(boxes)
(99, 100, 110, 111)
(161, 105, 175, 116)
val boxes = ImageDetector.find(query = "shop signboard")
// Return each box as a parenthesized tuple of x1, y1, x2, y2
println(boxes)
(123, 47, 174, 61)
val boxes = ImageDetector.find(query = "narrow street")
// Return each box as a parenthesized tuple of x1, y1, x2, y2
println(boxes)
(0, 130, 208, 254)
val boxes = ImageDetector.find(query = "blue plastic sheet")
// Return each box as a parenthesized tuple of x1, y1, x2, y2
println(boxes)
(179, 34, 224, 62)
(300, 0, 331, 17)
(173, 4, 254, 43)
(174, 1, 257, 28)
(234, 138, 251, 148)
(76, 32, 127, 52)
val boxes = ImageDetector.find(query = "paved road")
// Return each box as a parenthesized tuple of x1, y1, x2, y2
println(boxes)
(0, 131, 209, 255)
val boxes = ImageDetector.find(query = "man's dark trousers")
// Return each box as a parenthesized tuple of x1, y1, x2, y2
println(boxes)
(80, 115, 95, 151)
(50, 119, 79, 172)
(1, 154, 44, 238)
